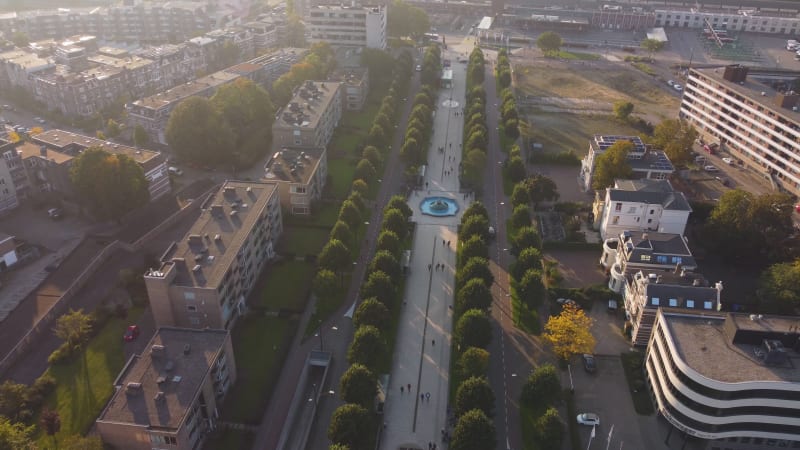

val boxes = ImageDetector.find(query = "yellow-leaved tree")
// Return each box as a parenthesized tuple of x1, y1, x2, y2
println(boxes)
(542, 303, 595, 361)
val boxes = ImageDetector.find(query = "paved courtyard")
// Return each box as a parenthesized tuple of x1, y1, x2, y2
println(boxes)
(379, 48, 468, 450)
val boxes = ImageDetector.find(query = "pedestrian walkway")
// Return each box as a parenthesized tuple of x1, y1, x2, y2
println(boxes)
(380, 48, 468, 450)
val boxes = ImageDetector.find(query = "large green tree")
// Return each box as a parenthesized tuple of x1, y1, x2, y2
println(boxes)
(458, 347, 490, 380)
(360, 270, 396, 307)
(369, 251, 401, 280)
(454, 376, 495, 418)
(536, 407, 564, 449)
(376, 230, 401, 257)
(0, 417, 34, 450)
(613, 100, 634, 121)
(649, 119, 698, 167)
(450, 409, 496, 450)
(456, 309, 492, 349)
(457, 278, 493, 313)
(521, 363, 561, 407)
(353, 298, 390, 329)
(166, 96, 234, 166)
(641, 38, 665, 60)
(516, 269, 545, 308)
(348, 325, 386, 371)
(211, 78, 275, 166)
(339, 364, 377, 408)
(70, 147, 150, 222)
(536, 31, 563, 56)
(758, 259, 800, 314)
(382, 208, 408, 240)
(387, 0, 430, 37)
(457, 257, 494, 288)
(511, 247, 542, 280)
(591, 140, 633, 190)
(328, 403, 371, 449)
(524, 175, 560, 208)
(460, 215, 490, 243)
(458, 235, 488, 265)
(319, 240, 352, 275)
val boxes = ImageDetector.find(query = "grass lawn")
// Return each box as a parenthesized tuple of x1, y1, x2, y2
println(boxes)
(620, 351, 655, 415)
(279, 226, 330, 256)
(522, 114, 644, 157)
(553, 50, 601, 60)
(256, 259, 316, 312)
(631, 62, 657, 76)
(204, 429, 254, 450)
(223, 316, 296, 424)
(304, 273, 351, 337)
(512, 291, 541, 335)
(38, 307, 144, 444)
(327, 158, 358, 200)
(330, 131, 364, 158)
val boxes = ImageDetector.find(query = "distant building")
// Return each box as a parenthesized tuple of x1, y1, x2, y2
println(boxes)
(579, 135, 674, 192)
(680, 66, 800, 197)
(592, 179, 692, 241)
(263, 147, 328, 215)
(0, 139, 20, 213)
(32, 130, 170, 201)
(306, 5, 387, 49)
(654, 8, 800, 35)
(625, 270, 722, 345)
(144, 181, 282, 330)
(0, 233, 20, 271)
(328, 67, 369, 111)
(273, 81, 342, 149)
(0, 49, 55, 91)
(646, 310, 800, 449)
(601, 230, 697, 294)
(96, 327, 236, 450)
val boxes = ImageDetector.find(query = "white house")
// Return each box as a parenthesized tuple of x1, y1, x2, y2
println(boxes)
(579, 135, 674, 192)
(593, 179, 692, 240)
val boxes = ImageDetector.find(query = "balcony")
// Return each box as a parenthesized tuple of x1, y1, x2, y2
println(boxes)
(609, 263, 625, 294)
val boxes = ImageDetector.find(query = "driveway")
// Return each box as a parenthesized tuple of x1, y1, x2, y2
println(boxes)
(0, 203, 93, 252)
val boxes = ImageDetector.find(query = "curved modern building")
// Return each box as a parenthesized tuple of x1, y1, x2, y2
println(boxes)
(646, 310, 800, 449)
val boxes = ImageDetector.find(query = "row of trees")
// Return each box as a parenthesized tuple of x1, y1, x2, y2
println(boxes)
(365, 51, 415, 152)
(400, 85, 436, 168)
(462, 48, 488, 190)
(496, 50, 520, 141)
(271, 42, 336, 107)
(450, 202, 498, 450)
(327, 196, 414, 450)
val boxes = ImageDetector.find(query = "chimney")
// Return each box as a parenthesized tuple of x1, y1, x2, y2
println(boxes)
(775, 91, 799, 110)
(715, 281, 724, 311)
(39, 145, 47, 156)
(722, 65, 748, 83)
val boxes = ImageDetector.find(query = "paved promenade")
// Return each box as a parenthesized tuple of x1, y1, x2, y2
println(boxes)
(380, 48, 468, 450)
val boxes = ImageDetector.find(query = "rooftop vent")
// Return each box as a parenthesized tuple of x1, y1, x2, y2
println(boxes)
(192, 264, 201, 272)
(214, 234, 221, 241)
(154, 391, 165, 402)
(126, 382, 142, 393)
(165, 360, 174, 371)
(762, 339, 788, 366)
(151, 344, 165, 357)
(183, 344, 191, 355)
(229, 210, 238, 217)
(156, 376, 167, 384)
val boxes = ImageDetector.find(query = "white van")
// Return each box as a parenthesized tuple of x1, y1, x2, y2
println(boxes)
(168, 166, 183, 176)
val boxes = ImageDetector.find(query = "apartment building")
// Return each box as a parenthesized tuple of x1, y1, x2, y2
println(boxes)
(0, 3, 215, 43)
(601, 230, 697, 294)
(205, 27, 255, 61)
(0, 233, 20, 271)
(592, 179, 692, 240)
(654, 9, 800, 35)
(264, 147, 328, 215)
(646, 310, 800, 449)
(0, 49, 55, 91)
(0, 140, 20, 214)
(144, 181, 282, 330)
(13, 141, 75, 197)
(579, 135, 675, 192)
(96, 328, 236, 450)
(680, 66, 800, 197)
(329, 67, 369, 111)
(273, 81, 342, 149)
(306, 5, 387, 49)
(625, 270, 722, 346)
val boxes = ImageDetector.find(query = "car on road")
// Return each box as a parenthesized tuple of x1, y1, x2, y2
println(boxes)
(582, 354, 597, 373)
(722, 157, 734, 165)
(667, 80, 675, 86)
(415, 64, 422, 72)
(673, 83, 683, 91)
(34, 117, 45, 124)
(704, 165, 719, 172)
(47, 208, 62, 220)
(123, 325, 140, 342)
(168, 166, 184, 176)
(714, 176, 730, 186)
(577, 413, 600, 426)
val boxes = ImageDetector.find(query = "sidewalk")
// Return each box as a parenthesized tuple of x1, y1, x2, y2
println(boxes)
(380, 47, 468, 450)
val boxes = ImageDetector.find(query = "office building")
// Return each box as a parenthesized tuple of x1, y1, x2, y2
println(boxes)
(592, 179, 692, 240)
(306, 5, 387, 49)
(96, 328, 236, 450)
(654, 9, 800, 35)
(273, 81, 342, 149)
(579, 135, 675, 192)
(328, 67, 369, 110)
(144, 181, 282, 330)
(646, 310, 800, 449)
(680, 66, 800, 197)
(263, 147, 328, 215)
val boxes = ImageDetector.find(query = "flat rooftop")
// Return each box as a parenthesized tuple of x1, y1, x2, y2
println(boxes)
(98, 327, 229, 429)
(622, 230, 695, 260)
(329, 67, 367, 87)
(690, 67, 800, 122)
(32, 130, 163, 171)
(590, 135, 647, 154)
(664, 312, 800, 383)
(132, 71, 240, 111)
(274, 81, 341, 131)
(0, 50, 53, 71)
(161, 181, 278, 288)
(14, 141, 73, 165)
(264, 147, 324, 185)
(87, 54, 153, 71)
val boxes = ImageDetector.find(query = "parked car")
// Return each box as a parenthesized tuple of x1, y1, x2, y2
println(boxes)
(722, 157, 734, 165)
(123, 325, 140, 342)
(715, 176, 730, 186)
(673, 84, 683, 91)
(168, 166, 184, 176)
(704, 165, 719, 172)
(582, 354, 597, 373)
(47, 208, 62, 220)
(577, 413, 600, 426)
(667, 80, 675, 86)
(415, 64, 422, 72)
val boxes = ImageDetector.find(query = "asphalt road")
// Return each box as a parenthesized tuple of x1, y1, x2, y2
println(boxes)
(515, 0, 800, 12)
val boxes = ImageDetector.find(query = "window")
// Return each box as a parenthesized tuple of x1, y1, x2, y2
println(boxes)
(150, 435, 177, 445)
(628, 207, 636, 213)
(649, 209, 654, 214)
(184, 292, 196, 300)
(189, 317, 200, 325)
(641, 255, 651, 261)
(669, 298, 678, 307)
(290, 186, 306, 194)
(647, 219, 653, 224)
(656, 255, 668, 264)
(615, 203, 622, 212)
(187, 305, 197, 312)
(671, 257, 682, 264)
(651, 297, 660, 306)
(704, 301, 713, 310)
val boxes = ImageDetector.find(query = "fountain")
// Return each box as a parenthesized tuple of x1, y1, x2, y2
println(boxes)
(420, 196, 459, 217)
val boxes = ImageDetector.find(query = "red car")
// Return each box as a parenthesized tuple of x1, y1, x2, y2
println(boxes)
(123, 325, 140, 342)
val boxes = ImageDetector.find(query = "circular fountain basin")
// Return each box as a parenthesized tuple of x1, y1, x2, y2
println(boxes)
(420, 196, 459, 217)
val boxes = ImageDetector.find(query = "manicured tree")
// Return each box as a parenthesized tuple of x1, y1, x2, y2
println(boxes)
(353, 297, 390, 329)
(328, 403, 371, 449)
(339, 364, 377, 408)
(367, 124, 387, 148)
(347, 191, 366, 213)
(319, 239, 351, 273)
(524, 175, 560, 209)
(512, 227, 542, 255)
(368, 250, 401, 280)
(330, 221, 353, 246)
(457, 278, 493, 313)
(385, 195, 413, 220)
(338, 199, 362, 230)
(376, 230, 401, 257)
(506, 156, 526, 183)
(459, 215, 490, 243)
(511, 204, 531, 230)
(347, 325, 386, 371)
(374, 112, 392, 136)
(521, 363, 561, 407)
(455, 376, 495, 418)
(312, 269, 338, 307)
(362, 146, 383, 169)
(462, 202, 489, 222)
(382, 208, 408, 240)
(400, 138, 423, 166)
(613, 100, 634, 121)
(457, 257, 494, 288)
(360, 270, 396, 307)
(511, 183, 530, 207)
(355, 159, 377, 183)
(536, 31, 563, 56)
(511, 247, 543, 281)
(458, 347, 490, 380)
(458, 235, 488, 263)
(456, 309, 492, 349)
(351, 179, 369, 197)
(516, 269, 545, 308)
(450, 409, 496, 450)
(536, 407, 564, 449)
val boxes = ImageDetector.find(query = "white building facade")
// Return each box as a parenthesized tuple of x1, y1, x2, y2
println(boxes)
(306, 5, 386, 49)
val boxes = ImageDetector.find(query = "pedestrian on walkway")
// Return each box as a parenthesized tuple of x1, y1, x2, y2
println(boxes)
(421, 393, 425, 401)
(408, 383, 411, 391)
(432, 339, 435, 346)
(401, 386, 404, 394)
(442, 239, 446, 246)
(428, 263, 432, 271)
(426, 392, 431, 401)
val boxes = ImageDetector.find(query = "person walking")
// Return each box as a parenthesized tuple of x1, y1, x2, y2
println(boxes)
(426, 392, 431, 402)
(401, 386, 404, 394)
(408, 383, 411, 391)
